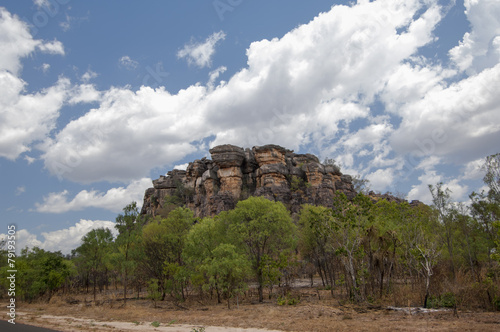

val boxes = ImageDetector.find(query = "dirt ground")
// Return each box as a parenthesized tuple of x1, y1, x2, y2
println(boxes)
(12, 289, 500, 332)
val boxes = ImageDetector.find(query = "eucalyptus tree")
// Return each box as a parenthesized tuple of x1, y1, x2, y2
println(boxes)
(222, 196, 297, 303)
(114, 202, 145, 304)
(73, 228, 114, 302)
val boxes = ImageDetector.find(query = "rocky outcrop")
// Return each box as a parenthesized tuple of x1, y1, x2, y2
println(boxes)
(141, 144, 359, 218)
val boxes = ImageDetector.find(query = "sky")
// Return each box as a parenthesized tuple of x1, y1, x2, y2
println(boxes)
(0, 0, 499, 254)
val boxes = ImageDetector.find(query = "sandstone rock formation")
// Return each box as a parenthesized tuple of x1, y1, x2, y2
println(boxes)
(140, 144, 361, 218)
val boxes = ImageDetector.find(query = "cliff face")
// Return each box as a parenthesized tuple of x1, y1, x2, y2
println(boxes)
(141, 144, 358, 218)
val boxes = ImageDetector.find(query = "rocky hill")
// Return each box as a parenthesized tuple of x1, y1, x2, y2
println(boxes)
(140, 144, 418, 218)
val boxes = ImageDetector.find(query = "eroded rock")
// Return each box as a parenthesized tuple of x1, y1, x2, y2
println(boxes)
(141, 144, 365, 218)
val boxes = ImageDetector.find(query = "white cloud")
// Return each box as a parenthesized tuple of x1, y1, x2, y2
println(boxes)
(33, 0, 49, 8)
(208, 66, 227, 88)
(0, 8, 63, 74)
(24, 155, 36, 164)
(0, 73, 70, 160)
(37, 39, 65, 55)
(68, 83, 101, 104)
(81, 70, 98, 83)
(173, 163, 189, 171)
(0, 220, 117, 254)
(177, 31, 226, 68)
(461, 158, 485, 181)
(15, 186, 26, 196)
(366, 168, 395, 192)
(449, 0, 500, 73)
(41, 1, 444, 183)
(0, 8, 69, 161)
(35, 178, 152, 213)
(390, 63, 500, 161)
(40, 63, 51, 73)
(118, 55, 138, 70)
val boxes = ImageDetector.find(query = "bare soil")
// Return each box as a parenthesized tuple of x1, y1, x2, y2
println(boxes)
(12, 283, 500, 332)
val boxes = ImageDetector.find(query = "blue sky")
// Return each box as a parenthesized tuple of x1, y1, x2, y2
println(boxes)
(1, 0, 499, 254)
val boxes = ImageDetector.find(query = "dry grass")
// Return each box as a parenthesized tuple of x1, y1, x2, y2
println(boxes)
(13, 282, 500, 332)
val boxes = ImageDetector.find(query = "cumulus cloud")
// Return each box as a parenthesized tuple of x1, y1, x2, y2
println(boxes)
(0, 220, 117, 254)
(118, 55, 138, 70)
(0, 73, 70, 160)
(35, 178, 152, 213)
(0, 8, 63, 74)
(68, 83, 101, 104)
(0, 8, 69, 160)
(81, 69, 98, 83)
(37, 39, 65, 55)
(42, 0, 445, 184)
(208, 66, 227, 88)
(390, 63, 500, 161)
(177, 31, 226, 68)
(449, 0, 500, 73)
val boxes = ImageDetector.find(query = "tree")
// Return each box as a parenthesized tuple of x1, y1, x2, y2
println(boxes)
(429, 182, 457, 279)
(141, 207, 195, 301)
(469, 153, 500, 264)
(114, 202, 144, 305)
(222, 197, 297, 303)
(73, 228, 114, 302)
(330, 193, 373, 302)
(396, 203, 441, 308)
(483, 153, 500, 201)
(202, 243, 250, 309)
(352, 175, 371, 194)
(298, 204, 337, 294)
(184, 217, 230, 303)
(1, 248, 70, 302)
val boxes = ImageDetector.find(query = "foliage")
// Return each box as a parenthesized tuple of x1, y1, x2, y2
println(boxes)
(323, 157, 341, 173)
(147, 278, 162, 308)
(141, 207, 195, 301)
(73, 227, 114, 302)
(352, 174, 370, 194)
(290, 175, 310, 192)
(113, 202, 144, 304)
(277, 294, 300, 306)
(0, 248, 71, 302)
(221, 196, 297, 302)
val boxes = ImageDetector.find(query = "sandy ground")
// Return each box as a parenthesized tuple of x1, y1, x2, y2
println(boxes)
(16, 312, 281, 332)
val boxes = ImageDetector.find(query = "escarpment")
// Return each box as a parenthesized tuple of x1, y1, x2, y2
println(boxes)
(140, 144, 361, 218)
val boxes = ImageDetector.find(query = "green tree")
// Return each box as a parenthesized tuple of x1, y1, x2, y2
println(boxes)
(330, 193, 373, 302)
(1, 248, 70, 302)
(141, 207, 195, 301)
(222, 196, 297, 303)
(429, 182, 457, 279)
(397, 203, 440, 308)
(298, 204, 337, 294)
(483, 153, 500, 201)
(202, 243, 250, 309)
(184, 217, 230, 303)
(114, 202, 144, 305)
(73, 228, 114, 302)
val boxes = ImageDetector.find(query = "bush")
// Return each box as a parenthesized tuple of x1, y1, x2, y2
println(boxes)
(428, 292, 456, 308)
